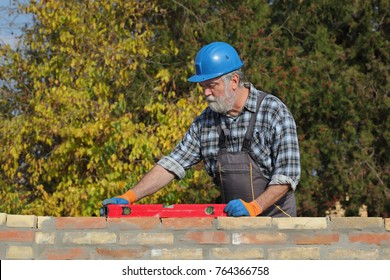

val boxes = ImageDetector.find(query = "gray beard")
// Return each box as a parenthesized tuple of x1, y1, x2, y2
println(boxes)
(206, 89, 235, 114)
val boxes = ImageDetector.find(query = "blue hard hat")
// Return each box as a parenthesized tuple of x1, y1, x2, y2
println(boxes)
(188, 42, 244, 83)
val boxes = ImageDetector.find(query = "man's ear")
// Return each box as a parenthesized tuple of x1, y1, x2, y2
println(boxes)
(231, 73, 240, 90)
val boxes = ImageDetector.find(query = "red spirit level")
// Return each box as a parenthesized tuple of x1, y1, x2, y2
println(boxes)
(101, 204, 227, 218)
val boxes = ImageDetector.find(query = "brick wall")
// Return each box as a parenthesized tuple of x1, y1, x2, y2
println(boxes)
(1, 213, 389, 260)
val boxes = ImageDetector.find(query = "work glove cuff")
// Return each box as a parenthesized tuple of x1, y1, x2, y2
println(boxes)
(117, 189, 137, 204)
(246, 200, 263, 216)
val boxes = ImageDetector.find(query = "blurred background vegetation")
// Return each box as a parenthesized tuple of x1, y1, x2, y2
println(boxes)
(0, 0, 388, 217)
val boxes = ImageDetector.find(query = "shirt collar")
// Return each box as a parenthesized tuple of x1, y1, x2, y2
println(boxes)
(243, 83, 258, 113)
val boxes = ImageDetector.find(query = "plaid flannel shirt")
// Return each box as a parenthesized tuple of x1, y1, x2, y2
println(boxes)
(158, 84, 301, 190)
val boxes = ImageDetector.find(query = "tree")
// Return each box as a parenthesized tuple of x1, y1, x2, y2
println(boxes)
(266, 0, 389, 216)
(0, 0, 388, 217)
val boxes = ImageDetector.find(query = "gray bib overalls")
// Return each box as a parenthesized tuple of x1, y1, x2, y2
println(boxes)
(214, 92, 296, 217)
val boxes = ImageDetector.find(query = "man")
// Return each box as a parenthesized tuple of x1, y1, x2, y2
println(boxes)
(102, 42, 300, 217)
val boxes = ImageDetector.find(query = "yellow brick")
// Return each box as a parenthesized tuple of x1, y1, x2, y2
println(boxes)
(37, 216, 53, 229)
(210, 247, 264, 259)
(217, 217, 272, 230)
(0, 213, 6, 225)
(35, 232, 56, 244)
(63, 232, 116, 244)
(273, 217, 327, 229)
(119, 233, 174, 245)
(330, 217, 384, 229)
(6, 246, 33, 259)
(151, 248, 203, 260)
(267, 247, 320, 260)
(6, 215, 36, 228)
(385, 219, 390, 231)
(326, 249, 379, 260)
(382, 248, 390, 260)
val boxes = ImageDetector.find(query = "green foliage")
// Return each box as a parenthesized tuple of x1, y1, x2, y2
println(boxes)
(0, 0, 388, 216)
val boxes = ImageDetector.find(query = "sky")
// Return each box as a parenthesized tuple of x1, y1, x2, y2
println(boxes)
(0, 0, 32, 47)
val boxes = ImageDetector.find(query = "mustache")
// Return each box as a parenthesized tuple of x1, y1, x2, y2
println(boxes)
(206, 96, 216, 102)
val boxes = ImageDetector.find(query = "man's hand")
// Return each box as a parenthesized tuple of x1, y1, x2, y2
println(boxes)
(102, 197, 129, 206)
(224, 199, 262, 217)
(105, 189, 137, 205)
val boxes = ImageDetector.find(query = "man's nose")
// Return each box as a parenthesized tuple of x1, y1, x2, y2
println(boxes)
(204, 88, 212, 96)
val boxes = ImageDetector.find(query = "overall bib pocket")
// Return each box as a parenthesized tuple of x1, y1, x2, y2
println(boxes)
(215, 151, 269, 203)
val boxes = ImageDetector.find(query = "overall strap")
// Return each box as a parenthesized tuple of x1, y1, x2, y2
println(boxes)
(217, 121, 229, 150)
(217, 91, 268, 151)
(242, 91, 268, 151)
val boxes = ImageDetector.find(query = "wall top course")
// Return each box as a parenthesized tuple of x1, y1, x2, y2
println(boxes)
(0, 213, 389, 260)
(0, 214, 388, 231)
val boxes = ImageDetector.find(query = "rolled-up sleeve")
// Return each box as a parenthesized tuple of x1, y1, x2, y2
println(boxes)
(268, 107, 301, 190)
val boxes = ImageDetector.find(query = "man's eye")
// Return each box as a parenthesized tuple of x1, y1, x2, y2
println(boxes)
(200, 83, 217, 89)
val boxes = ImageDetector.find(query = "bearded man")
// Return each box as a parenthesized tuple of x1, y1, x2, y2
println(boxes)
(102, 42, 301, 217)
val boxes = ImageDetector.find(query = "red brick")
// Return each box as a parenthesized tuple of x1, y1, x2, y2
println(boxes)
(44, 247, 90, 260)
(55, 217, 107, 229)
(0, 230, 34, 242)
(293, 233, 340, 245)
(107, 217, 160, 230)
(162, 218, 214, 230)
(349, 233, 390, 245)
(96, 247, 147, 259)
(182, 231, 230, 244)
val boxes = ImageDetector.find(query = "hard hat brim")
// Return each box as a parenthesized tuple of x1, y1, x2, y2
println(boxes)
(188, 73, 223, 83)
(187, 65, 243, 83)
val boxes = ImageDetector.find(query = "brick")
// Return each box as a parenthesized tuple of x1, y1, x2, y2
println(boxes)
(6, 215, 36, 228)
(330, 217, 384, 229)
(385, 219, 390, 231)
(292, 233, 340, 245)
(119, 233, 173, 245)
(55, 217, 107, 229)
(151, 248, 203, 260)
(382, 248, 390, 260)
(108, 217, 160, 230)
(273, 217, 327, 229)
(348, 233, 390, 245)
(0, 213, 6, 225)
(210, 247, 264, 259)
(0, 246, 5, 259)
(217, 217, 271, 230)
(43, 247, 90, 260)
(63, 232, 116, 244)
(161, 218, 214, 230)
(267, 247, 320, 260)
(96, 247, 148, 259)
(0, 230, 34, 242)
(35, 232, 56, 244)
(6, 246, 33, 259)
(182, 231, 230, 244)
(326, 249, 379, 260)
(232, 232, 286, 245)
(37, 216, 54, 230)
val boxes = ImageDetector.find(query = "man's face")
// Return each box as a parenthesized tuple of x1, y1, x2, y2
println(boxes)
(200, 77, 235, 114)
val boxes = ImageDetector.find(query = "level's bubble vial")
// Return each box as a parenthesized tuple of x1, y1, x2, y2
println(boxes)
(122, 206, 131, 215)
(205, 206, 214, 215)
